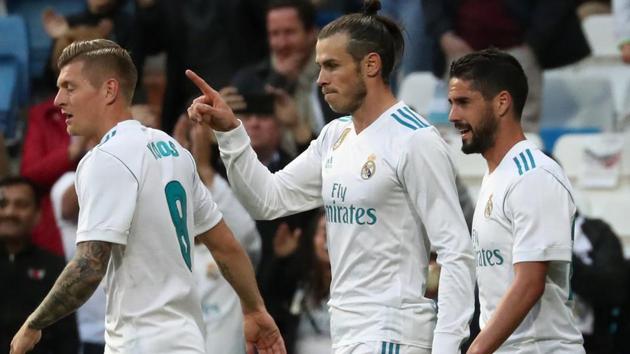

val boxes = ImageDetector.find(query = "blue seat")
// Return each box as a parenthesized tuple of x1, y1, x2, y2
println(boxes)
(0, 15, 29, 106)
(0, 58, 20, 138)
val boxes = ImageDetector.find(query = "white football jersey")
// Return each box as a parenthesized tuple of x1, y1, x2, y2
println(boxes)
(76, 120, 222, 354)
(472, 140, 584, 353)
(216, 101, 475, 352)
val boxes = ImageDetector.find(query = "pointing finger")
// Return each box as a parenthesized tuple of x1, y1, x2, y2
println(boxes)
(185, 69, 218, 98)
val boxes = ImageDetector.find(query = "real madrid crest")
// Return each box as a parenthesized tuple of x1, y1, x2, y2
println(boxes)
(484, 194, 493, 218)
(333, 128, 351, 150)
(361, 154, 376, 180)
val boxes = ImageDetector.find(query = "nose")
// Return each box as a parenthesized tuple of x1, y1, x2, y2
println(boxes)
(53, 89, 65, 108)
(316, 69, 327, 87)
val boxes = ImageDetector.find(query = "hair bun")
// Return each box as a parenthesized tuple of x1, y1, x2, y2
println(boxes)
(363, 0, 381, 16)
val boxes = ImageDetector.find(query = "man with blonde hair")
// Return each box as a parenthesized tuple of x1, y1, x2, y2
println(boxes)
(11, 39, 285, 354)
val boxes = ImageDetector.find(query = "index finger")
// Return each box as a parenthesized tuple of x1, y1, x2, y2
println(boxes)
(185, 69, 218, 98)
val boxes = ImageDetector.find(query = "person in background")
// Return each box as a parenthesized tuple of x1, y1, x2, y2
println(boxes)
(0, 176, 79, 354)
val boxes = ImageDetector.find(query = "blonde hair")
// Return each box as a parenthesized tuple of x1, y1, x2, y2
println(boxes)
(58, 39, 137, 103)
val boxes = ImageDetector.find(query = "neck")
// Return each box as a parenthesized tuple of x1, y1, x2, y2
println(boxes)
(3, 237, 27, 255)
(482, 117, 526, 173)
(95, 106, 133, 141)
(352, 82, 397, 134)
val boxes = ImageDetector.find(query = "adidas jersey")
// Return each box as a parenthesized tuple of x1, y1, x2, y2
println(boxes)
(216, 101, 475, 352)
(76, 120, 222, 354)
(472, 140, 584, 353)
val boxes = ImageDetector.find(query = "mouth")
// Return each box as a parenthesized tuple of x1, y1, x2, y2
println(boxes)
(62, 112, 74, 123)
(454, 122, 472, 138)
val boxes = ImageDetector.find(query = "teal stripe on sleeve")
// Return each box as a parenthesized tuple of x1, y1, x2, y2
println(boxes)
(513, 157, 523, 175)
(395, 343, 400, 354)
(519, 152, 530, 171)
(397, 108, 425, 128)
(391, 113, 418, 130)
(381, 341, 387, 354)
(526, 149, 536, 168)
(402, 106, 429, 127)
(389, 342, 394, 354)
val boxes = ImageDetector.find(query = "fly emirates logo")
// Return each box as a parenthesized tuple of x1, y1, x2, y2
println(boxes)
(325, 183, 377, 225)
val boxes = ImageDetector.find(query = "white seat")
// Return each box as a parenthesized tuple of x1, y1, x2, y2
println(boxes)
(398, 72, 439, 118)
(540, 74, 615, 130)
(582, 14, 618, 57)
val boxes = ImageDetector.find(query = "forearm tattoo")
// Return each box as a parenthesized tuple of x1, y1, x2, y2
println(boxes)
(28, 241, 112, 330)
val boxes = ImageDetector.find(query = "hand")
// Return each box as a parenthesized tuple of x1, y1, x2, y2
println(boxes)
(266, 85, 299, 128)
(440, 31, 473, 59)
(42, 8, 69, 39)
(273, 223, 301, 258)
(186, 70, 240, 132)
(10, 323, 42, 354)
(621, 43, 630, 64)
(244, 310, 286, 354)
(219, 86, 247, 112)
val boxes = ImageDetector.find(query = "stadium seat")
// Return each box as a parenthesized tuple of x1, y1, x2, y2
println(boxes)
(582, 14, 617, 57)
(398, 72, 441, 119)
(0, 15, 29, 106)
(0, 58, 19, 138)
(552, 132, 630, 252)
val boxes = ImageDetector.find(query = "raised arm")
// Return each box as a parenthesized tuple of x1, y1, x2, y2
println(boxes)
(197, 220, 285, 354)
(10, 240, 111, 354)
(186, 70, 324, 219)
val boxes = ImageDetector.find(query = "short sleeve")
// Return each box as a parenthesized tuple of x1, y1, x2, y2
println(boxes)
(190, 168, 222, 237)
(76, 150, 138, 245)
(505, 168, 575, 263)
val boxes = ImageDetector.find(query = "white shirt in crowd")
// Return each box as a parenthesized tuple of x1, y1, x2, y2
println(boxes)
(215, 101, 475, 353)
(472, 140, 584, 353)
(76, 120, 222, 354)
(51, 171, 106, 346)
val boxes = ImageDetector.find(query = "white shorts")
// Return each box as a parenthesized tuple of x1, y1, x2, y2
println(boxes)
(334, 341, 431, 354)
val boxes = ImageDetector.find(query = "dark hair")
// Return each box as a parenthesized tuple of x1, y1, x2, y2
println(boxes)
(0, 176, 41, 207)
(449, 48, 528, 119)
(318, 0, 404, 83)
(58, 39, 138, 103)
(268, 0, 317, 31)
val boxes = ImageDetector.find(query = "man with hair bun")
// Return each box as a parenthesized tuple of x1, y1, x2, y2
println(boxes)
(11, 39, 285, 354)
(187, 1, 476, 353)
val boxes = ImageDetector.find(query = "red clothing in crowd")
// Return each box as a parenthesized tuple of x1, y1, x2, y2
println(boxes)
(20, 98, 75, 257)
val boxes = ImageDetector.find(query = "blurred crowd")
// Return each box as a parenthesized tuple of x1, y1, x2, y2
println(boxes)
(0, 0, 629, 353)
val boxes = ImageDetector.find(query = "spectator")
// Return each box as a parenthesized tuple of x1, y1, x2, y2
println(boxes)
(133, 0, 269, 133)
(572, 212, 629, 354)
(225, 0, 341, 155)
(0, 176, 79, 354)
(295, 210, 332, 354)
(423, 0, 591, 132)
(613, 0, 630, 63)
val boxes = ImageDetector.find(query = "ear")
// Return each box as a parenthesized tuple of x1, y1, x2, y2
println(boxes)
(494, 90, 511, 117)
(103, 78, 120, 105)
(363, 52, 381, 79)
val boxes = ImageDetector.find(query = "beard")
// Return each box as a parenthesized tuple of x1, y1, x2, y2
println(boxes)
(460, 107, 499, 154)
(326, 72, 367, 115)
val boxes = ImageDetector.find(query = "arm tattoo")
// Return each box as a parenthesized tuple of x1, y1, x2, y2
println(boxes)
(28, 241, 112, 330)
